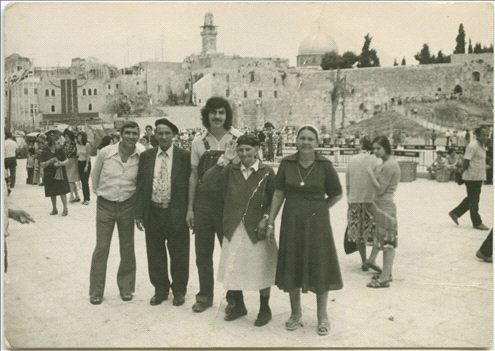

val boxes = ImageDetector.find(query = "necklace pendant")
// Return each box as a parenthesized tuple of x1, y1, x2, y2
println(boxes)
(300, 181, 305, 186)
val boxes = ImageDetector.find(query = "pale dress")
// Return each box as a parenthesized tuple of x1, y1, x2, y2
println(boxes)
(217, 222, 278, 291)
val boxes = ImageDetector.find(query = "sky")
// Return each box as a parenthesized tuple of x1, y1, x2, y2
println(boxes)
(3, 2, 494, 69)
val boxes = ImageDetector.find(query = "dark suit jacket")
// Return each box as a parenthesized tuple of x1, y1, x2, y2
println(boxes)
(136, 145, 191, 232)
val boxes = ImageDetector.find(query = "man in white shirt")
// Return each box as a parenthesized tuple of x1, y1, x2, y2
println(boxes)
(89, 121, 145, 305)
(4, 131, 18, 188)
(449, 127, 490, 230)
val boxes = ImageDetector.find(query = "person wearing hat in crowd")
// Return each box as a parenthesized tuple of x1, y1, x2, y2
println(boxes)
(186, 97, 242, 313)
(266, 124, 343, 335)
(135, 118, 191, 307)
(201, 134, 277, 326)
(89, 121, 145, 305)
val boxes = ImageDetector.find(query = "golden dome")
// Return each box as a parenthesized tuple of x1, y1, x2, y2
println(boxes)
(298, 32, 338, 55)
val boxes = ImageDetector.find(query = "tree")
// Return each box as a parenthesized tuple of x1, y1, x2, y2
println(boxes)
(436, 50, 450, 64)
(401, 57, 406, 65)
(454, 23, 466, 54)
(321, 51, 358, 70)
(321, 51, 340, 70)
(473, 42, 483, 53)
(468, 38, 473, 53)
(414, 43, 434, 64)
(393, 58, 398, 66)
(357, 33, 380, 68)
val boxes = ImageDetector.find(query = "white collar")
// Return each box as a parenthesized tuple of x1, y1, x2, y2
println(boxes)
(157, 144, 173, 157)
(240, 159, 259, 173)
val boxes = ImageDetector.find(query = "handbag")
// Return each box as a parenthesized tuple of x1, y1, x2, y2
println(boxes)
(343, 226, 358, 255)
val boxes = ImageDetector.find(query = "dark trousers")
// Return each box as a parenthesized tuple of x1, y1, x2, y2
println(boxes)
(145, 206, 190, 298)
(4, 157, 16, 188)
(194, 199, 224, 302)
(451, 181, 483, 227)
(89, 196, 136, 298)
(26, 167, 34, 184)
(479, 230, 493, 257)
(77, 160, 91, 201)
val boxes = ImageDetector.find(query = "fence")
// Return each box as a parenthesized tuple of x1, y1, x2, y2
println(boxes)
(281, 143, 464, 173)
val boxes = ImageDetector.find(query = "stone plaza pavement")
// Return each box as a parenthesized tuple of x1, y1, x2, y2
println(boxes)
(3, 159, 493, 349)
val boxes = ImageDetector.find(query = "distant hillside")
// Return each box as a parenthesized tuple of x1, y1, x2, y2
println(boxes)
(342, 111, 429, 137)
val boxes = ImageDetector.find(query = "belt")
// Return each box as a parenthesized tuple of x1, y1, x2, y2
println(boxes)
(98, 196, 133, 203)
(151, 201, 169, 209)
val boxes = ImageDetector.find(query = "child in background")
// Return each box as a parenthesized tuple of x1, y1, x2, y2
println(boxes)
(26, 146, 36, 184)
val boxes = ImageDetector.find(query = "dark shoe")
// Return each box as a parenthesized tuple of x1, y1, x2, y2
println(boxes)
(61, 209, 68, 216)
(225, 298, 236, 314)
(150, 295, 168, 306)
(476, 250, 493, 262)
(254, 308, 272, 327)
(50, 210, 58, 215)
(90, 296, 102, 305)
(121, 293, 133, 301)
(448, 211, 459, 225)
(474, 224, 489, 231)
(192, 301, 213, 312)
(224, 304, 247, 321)
(173, 295, 185, 307)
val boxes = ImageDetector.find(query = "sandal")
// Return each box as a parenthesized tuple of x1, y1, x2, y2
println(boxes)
(50, 210, 58, 215)
(317, 321, 330, 336)
(61, 209, 68, 216)
(366, 279, 390, 288)
(285, 316, 304, 331)
(361, 263, 369, 271)
(372, 273, 393, 282)
(363, 260, 382, 273)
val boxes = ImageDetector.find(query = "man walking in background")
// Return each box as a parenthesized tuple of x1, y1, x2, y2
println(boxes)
(449, 127, 490, 231)
(4, 131, 18, 188)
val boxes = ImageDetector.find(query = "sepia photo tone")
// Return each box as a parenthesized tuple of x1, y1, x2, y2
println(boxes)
(2, 2, 494, 348)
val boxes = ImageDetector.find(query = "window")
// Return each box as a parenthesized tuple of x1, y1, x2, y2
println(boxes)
(258, 90, 262, 98)
(51, 89, 55, 96)
(244, 91, 248, 98)
(108, 84, 111, 89)
(45, 89, 49, 96)
(198, 99, 201, 104)
(136, 81, 139, 86)
(473, 72, 480, 82)
(93, 89, 97, 95)
(116, 84, 119, 89)
(88, 104, 92, 111)
(273, 78, 277, 84)
(34, 88, 37, 94)
(274, 90, 278, 98)
(185, 83, 189, 90)
(5, 90, 7, 97)
(226, 74, 230, 83)
(226, 89, 230, 97)
(24, 88, 28, 95)
(88, 89, 92, 96)
(82, 89, 86, 96)
(438, 88, 442, 91)
(157, 85, 161, 94)
(51, 105, 55, 112)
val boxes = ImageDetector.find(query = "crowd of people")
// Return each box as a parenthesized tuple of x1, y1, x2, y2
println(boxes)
(4, 96, 493, 336)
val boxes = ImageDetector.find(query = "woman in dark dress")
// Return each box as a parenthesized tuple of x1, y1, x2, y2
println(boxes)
(40, 131, 70, 216)
(266, 124, 343, 336)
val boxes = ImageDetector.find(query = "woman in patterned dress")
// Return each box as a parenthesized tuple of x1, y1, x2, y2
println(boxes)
(266, 124, 343, 336)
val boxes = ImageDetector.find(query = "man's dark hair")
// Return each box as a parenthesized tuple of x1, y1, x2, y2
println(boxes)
(145, 125, 153, 131)
(63, 129, 76, 142)
(120, 121, 140, 134)
(5, 131, 12, 139)
(200, 97, 233, 130)
(360, 136, 373, 151)
(475, 126, 489, 137)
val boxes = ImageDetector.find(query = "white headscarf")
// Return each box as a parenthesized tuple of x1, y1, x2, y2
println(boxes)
(296, 124, 320, 141)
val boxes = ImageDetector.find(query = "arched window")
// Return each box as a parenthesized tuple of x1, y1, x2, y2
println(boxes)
(93, 89, 97, 95)
(88, 104, 92, 111)
(82, 89, 86, 96)
(51, 105, 55, 112)
(88, 89, 92, 96)
(473, 72, 480, 82)
(51, 89, 55, 96)
(454, 85, 463, 94)
(45, 89, 49, 96)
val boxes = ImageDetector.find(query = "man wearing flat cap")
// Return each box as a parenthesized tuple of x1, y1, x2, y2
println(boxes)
(135, 118, 191, 306)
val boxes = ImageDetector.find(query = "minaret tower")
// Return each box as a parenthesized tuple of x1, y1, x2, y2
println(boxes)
(200, 11, 217, 54)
